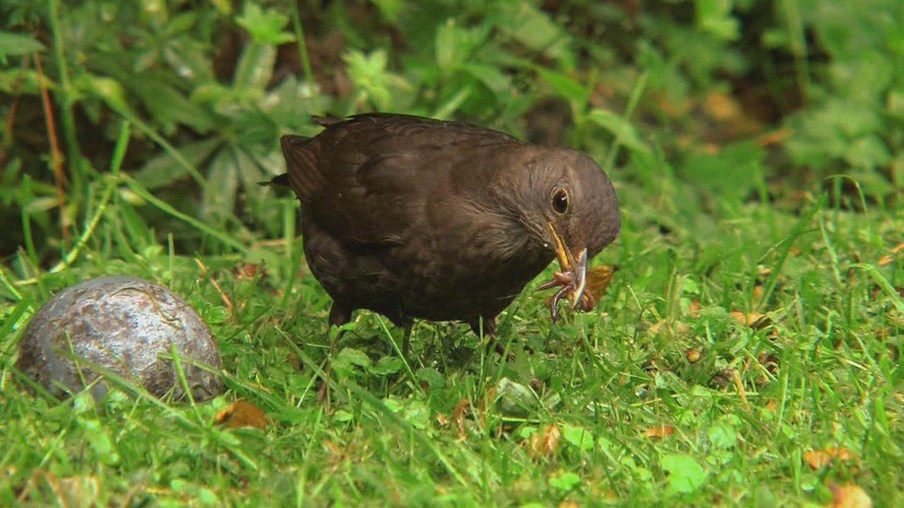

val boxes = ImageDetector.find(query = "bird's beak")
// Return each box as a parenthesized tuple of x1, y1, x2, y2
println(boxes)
(548, 223, 588, 309)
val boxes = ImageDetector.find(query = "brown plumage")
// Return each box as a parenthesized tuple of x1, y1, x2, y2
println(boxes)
(277, 113, 619, 336)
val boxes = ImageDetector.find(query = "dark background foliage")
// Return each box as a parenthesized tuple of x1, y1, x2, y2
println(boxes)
(2, 0, 900, 265)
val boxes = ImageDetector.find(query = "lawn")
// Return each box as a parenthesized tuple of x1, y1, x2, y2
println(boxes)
(1, 1, 902, 505)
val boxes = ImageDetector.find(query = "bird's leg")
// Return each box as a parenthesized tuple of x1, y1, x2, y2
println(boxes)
(328, 304, 352, 333)
(319, 302, 354, 407)
(472, 316, 511, 358)
(401, 326, 412, 357)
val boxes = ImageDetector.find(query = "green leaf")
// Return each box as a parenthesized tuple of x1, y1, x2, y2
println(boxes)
(561, 424, 595, 451)
(680, 140, 764, 200)
(548, 471, 581, 491)
(134, 138, 221, 190)
(696, 0, 740, 40)
(661, 454, 707, 494)
(415, 367, 445, 388)
(707, 416, 740, 450)
(492, 2, 571, 58)
(334, 348, 371, 371)
(587, 109, 650, 155)
(233, 42, 277, 94)
(370, 356, 404, 376)
(371, 0, 405, 22)
(235, 3, 294, 45)
(401, 399, 430, 430)
(493, 378, 536, 417)
(200, 148, 239, 223)
(0, 31, 45, 57)
(535, 66, 589, 104)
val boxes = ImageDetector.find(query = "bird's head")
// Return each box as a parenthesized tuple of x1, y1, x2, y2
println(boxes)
(498, 148, 620, 310)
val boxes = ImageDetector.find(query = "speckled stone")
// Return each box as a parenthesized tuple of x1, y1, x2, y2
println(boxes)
(16, 275, 223, 401)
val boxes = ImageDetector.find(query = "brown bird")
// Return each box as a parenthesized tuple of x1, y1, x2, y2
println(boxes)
(277, 113, 619, 339)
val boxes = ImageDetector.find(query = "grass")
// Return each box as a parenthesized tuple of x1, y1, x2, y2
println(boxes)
(2, 0, 903, 504)
(1, 130, 901, 505)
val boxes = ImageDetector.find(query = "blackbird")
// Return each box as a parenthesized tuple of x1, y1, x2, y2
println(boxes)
(277, 113, 619, 337)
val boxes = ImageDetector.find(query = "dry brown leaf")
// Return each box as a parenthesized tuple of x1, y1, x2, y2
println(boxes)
(528, 423, 562, 458)
(558, 501, 580, 508)
(686, 348, 702, 363)
(803, 450, 831, 469)
(753, 284, 764, 300)
(642, 424, 674, 438)
(452, 398, 470, 440)
(803, 446, 857, 469)
(215, 399, 267, 429)
(649, 320, 689, 335)
(730, 311, 769, 328)
(704, 91, 744, 121)
(233, 262, 262, 279)
(687, 299, 701, 316)
(755, 128, 793, 146)
(879, 241, 904, 265)
(731, 369, 751, 412)
(827, 483, 872, 508)
(586, 264, 615, 299)
(577, 265, 617, 312)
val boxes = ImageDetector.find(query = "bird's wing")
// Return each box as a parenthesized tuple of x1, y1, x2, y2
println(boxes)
(281, 115, 521, 246)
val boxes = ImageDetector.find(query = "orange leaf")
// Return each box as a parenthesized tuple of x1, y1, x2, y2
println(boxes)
(803, 450, 831, 469)
(215, 399, 267, 429)
(687, 299, 701, 316)
(685, 348, 702, 363)
(803, 446, 857, 469)
(642, 424, 674, 438)
(730, 311, 769, 328)
(528, 423, 562, 458)
(452, 398, 470, 440)
(879, 241, 904, 265)
(576, 265, 617, 312)
(755, 128, 792, 146)
(827, 483, 872, 508)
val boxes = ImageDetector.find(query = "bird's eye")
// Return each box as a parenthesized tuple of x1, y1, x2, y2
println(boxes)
(551, 188, 569, 214)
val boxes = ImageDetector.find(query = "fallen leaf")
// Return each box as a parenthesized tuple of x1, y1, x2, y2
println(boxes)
(585, 264, 616, 304)
(755, 127, 792, 146)
(643, 424, 674, 438)
(686, 348, 702, 363)
(703, 91, 743, 121)
(215, 399, 267, 429)
(731, 369, 751, 412)
(878, 241, 904, 265)
(649, 320, 690, 335)
(528, 423, 562, 458)
(753, 284, 764, 300)
(730, 311, 769, 328)
(232, 262, 262, 279)
(803, 446, 857, 469)
(452, 398, 470, 440)
(827, 483, 872, 508)
(687, 299, 701, 316)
